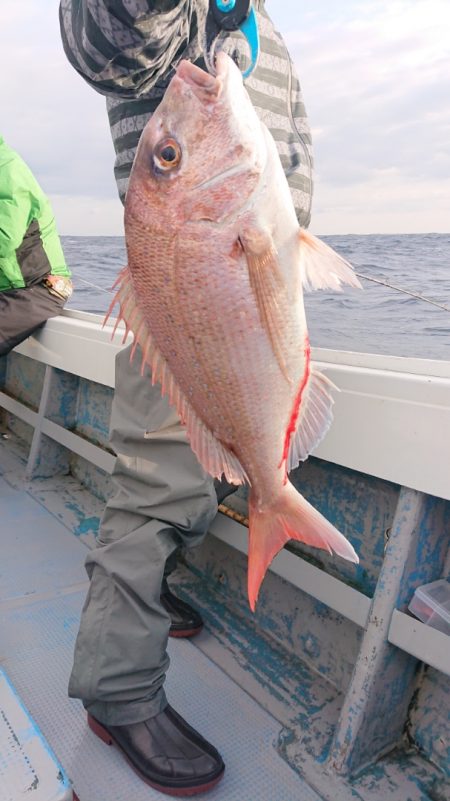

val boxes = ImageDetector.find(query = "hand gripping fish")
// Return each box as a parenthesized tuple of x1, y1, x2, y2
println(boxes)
(109, 53, 361, 610)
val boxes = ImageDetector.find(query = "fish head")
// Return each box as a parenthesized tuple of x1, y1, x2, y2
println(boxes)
(125, 52, 266, 229)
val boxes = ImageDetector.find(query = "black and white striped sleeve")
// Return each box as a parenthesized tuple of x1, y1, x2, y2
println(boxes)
(59, 0, 205, 97)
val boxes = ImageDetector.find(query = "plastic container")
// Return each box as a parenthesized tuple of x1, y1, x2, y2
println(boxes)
(408, 579, 450, 635)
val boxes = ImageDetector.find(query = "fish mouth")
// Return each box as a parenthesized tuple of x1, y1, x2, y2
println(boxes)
(176, 59, 223, 99)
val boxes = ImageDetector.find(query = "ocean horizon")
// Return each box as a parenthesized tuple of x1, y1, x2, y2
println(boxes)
(63, 232, 450, 362)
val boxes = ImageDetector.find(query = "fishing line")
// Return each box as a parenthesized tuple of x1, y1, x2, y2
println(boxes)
(354, 272, 450, 313)
(75, 271, 449, 314)
(76, 276, 113, 294)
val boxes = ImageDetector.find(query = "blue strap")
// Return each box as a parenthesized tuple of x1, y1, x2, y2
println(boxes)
(239, 6, 260, 78)
(208, 0, 260, 78)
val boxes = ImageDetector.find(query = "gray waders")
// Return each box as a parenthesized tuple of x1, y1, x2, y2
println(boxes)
(0, 282, 66, 356)
(68, 343, 218, 725)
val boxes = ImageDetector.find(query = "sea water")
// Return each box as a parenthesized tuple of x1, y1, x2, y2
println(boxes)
(64, 233, 450, 361)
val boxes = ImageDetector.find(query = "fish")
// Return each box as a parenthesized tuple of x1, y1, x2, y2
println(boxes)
(108, 52, 361, 610)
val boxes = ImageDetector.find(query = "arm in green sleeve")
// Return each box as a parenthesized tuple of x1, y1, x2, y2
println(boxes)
(0, 176, 31, 260)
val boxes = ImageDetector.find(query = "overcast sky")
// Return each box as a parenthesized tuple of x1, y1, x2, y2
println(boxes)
(2, 1, 449, 235)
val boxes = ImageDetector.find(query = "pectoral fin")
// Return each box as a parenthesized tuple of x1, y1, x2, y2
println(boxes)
(240, 226, 291, 383)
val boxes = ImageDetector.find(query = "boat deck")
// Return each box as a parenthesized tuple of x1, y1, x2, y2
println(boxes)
(0, 434, 321, 801)
(1, 326, 449, 801)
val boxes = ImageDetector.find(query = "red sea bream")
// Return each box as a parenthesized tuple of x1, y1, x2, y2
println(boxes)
(109, 52, 361, 609)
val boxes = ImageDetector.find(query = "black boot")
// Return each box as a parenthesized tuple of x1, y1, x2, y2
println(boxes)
(88, 705, 225, 796)
(161, 578, 203, 638)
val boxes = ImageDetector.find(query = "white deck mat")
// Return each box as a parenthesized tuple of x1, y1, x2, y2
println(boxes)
(0, 474, 322, 801)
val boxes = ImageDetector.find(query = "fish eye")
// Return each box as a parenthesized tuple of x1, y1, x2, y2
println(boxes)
(153, 138, 182, 172)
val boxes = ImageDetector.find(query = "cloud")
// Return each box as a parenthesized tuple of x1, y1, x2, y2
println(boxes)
(281, 0, 450, 232)
(311, 169, 450, 234)
(51, 195, 123, 237)
(2, 0, 449, 234)
(1, 0, 122, 234)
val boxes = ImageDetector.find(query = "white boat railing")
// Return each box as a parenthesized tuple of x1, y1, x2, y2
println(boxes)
(9, 308, 450, 501)
(0, 310, 449, 681)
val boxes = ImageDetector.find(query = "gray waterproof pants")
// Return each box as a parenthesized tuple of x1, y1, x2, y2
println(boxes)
(0, 282, 66, 357)
(68, 344, 218, 725)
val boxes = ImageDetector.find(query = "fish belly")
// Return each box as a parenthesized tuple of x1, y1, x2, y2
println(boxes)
(128, 219, 307, 489)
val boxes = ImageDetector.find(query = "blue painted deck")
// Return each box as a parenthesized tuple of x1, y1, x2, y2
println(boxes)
(0, 472, 321, 801)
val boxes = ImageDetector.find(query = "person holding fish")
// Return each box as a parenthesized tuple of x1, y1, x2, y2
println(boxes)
(59, 0, 359, 795)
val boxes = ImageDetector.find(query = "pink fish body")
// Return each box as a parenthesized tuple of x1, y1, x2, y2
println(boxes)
(111, 53, 361, 609)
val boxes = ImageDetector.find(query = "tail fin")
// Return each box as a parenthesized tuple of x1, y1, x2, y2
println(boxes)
(247, 484, 358, 611)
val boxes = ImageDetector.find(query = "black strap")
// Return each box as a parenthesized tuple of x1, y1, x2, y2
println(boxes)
(209, 0, 251, 32)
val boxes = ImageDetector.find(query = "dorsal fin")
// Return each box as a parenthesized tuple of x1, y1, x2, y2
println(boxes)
(105, 268, 248, 486)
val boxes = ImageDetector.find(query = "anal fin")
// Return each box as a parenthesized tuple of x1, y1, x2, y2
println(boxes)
(287, 367, 336, 472)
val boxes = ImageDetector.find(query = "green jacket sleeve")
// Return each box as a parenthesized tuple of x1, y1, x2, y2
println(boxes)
(0, 139, 70, 290)
(0, 161, 33, 260)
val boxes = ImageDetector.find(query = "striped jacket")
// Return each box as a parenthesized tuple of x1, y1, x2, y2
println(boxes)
(59, 0, 313, 226)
